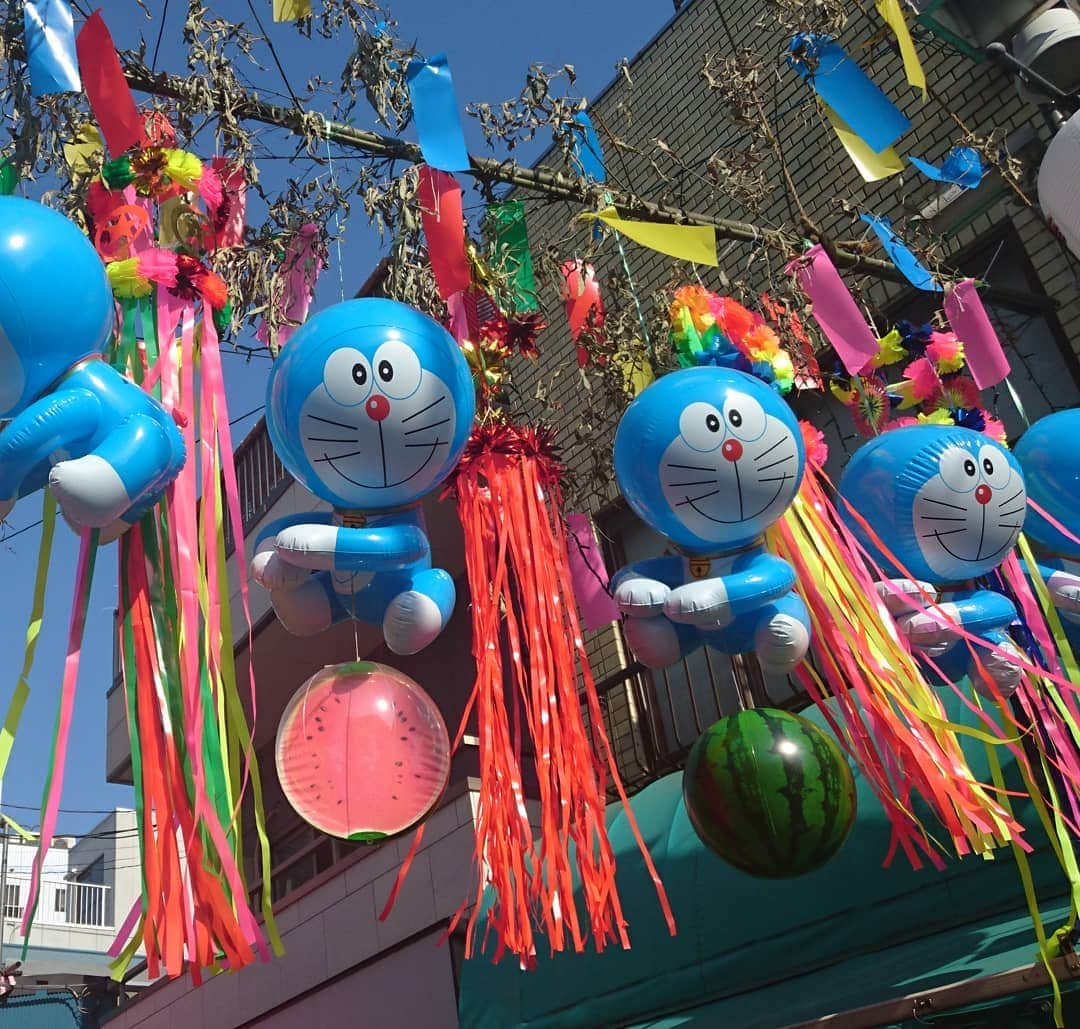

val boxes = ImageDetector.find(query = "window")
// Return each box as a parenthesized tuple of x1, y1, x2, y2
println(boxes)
(54, 890, 65, 914)
(3, 883, 20, 920)
(879, 223, 1080, 443)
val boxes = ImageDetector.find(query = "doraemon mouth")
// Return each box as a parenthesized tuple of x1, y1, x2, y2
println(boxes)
(659, 393, 800, 540)
(914, 443, 1026, 578)
(300, 341, 457, 501)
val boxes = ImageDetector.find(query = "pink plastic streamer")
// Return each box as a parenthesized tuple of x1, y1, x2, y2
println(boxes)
(207, 158, 246, 249)
(944, 279, 1010, 389)
(108, 897, 143, 959)
(565, 515, 618, 631)
(21, 528, 94, 936)
(785, 244, 879, 375)
(256, 223, 324, 350)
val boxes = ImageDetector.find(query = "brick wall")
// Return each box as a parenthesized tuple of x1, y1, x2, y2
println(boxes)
(505, 0, 1080, 755)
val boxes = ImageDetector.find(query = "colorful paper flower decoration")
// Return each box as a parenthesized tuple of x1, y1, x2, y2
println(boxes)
(669, 286, 795, 393)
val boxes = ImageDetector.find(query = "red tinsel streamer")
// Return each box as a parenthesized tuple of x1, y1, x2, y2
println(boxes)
(448, 426, 673, 962)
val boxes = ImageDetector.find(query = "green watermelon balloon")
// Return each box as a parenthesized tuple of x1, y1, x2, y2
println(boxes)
(683, 708, 856, 878)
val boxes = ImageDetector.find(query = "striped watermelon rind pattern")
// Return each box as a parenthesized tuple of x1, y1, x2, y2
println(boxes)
(682, 708, 857, 879)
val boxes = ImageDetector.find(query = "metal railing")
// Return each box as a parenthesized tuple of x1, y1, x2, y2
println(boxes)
(2, 875, 112, 929)
(591, 644, 809, 797)
(223, 420, 292, 556)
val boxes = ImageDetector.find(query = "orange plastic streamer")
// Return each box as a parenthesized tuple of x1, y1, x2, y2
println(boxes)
(389, 427, 673, 963)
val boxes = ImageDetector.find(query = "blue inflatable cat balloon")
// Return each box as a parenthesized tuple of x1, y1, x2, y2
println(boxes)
(839, 426, 1026, 697)
(611, 366, 810, 672)
(1014, 408, 1080, 654)
(252, 298, 475, 654)
(0, 197, 185, 538)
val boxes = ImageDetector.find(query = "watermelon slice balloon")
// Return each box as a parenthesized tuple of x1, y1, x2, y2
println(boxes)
(682, 708, 856, 878)
(275, 662, 451, 842)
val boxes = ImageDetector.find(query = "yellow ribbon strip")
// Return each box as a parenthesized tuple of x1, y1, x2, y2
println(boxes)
(876, 0, 927, 95)
(0, 492, 57, 781)
(823, 104, 904, 182)
(272, 0, 311, 21)
(579, 207, 718, 266)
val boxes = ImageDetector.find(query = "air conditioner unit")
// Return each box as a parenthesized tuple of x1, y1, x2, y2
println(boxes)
(1011, 6, 1080, 99)
(1038, 109, 1080, 259)
(915, 0, 1064, 58)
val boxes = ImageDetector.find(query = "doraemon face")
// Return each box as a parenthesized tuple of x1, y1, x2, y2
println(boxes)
(0, 197, 114, 418)
(1014, 409, 1080, 559)
(614, 367, 805, 553)
(266, 299, 475, 511)
(839, 426, 1025, 584)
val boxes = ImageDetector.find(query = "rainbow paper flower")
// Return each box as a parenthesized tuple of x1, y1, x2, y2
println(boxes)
(106, 248, 179, 298)
(851, 379, 890, 436)
(869, 328, 907, 369)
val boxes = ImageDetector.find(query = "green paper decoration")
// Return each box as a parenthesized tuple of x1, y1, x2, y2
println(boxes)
(683, 707, 857, 879)
(0, 162, 17, 196)
(486, 200, 538, 313)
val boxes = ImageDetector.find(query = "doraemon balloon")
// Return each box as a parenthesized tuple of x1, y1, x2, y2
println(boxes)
(251, 298, 475, 654)
(839, 426, 1026, 697)
(1014, 408, 1080, 654)
(0, 197, 185, 536)
(611, 366, 810, 673)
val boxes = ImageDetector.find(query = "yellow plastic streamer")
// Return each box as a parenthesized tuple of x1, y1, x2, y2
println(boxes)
(0, 491, 57, 781)
(876, 0, 927, 95)
(272, 0, 311, 21)
(823, 103, 905, 182)
(579, 207, 718, 266)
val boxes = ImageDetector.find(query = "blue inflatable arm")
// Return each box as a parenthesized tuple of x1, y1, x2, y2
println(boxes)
(898, 587, 1016, 647)
(611, 556, 684, 616)
(0, 387, 101, 504)
(259, 520, 429, 576)
(1029, 560, 1080, 615)
(665, 552, 797, 626)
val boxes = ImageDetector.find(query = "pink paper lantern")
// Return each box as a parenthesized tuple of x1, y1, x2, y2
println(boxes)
(275, 662, 451, 842)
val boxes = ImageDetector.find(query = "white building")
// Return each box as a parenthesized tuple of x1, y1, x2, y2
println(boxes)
(0, 809, 144, 989)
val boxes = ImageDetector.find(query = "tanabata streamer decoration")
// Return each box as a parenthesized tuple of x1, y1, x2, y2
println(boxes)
(570, 110, 607, 183)
(253, 299, 475, 654)
(0, 125, 280, 980)
(860, 214, 942, 292)
(562, 259, 606, 366)
(611, 367, 810, 674)
(275, 663, 451, 841)
(485, 200, 538, 312)
(0, 162, 16, 195)
(1015, 409, 1080, 658)
(23, 0, 81, 96)
(417, 165, 471, 300)
(273, 0, 312, 22)
(683, 708, 857, 878)
(910, 147, 986, 189)
(944, 279, 1011, 390)
(787, 33, 910, 153)
(839, 426, 1027, 698)
(824, 104, 904, 183)
(876, 0, 926, 94)
(580, 208, 718, 265)
(75, 11, 145, 156)
(829, 319, 1007, 442)
(785, 245, 880, 375)
(256, 223, 325, 354)
(406, 54, 470, 173)
(0, 197, 184, 533)
(669, 286, 795, 392)
(565, 513, 619, 631)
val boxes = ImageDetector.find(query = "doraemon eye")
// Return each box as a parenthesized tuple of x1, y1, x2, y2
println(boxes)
(372, 340, 422, 400)
(978, 444, 1012, 490)
(323, 348, 372, 407)
(679, 402, 725, 452)
(937, 446, 980, 493)
(722, 392, 767, 442)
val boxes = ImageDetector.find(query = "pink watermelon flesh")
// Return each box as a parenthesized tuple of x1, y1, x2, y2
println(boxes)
(275, 663, 451, 841)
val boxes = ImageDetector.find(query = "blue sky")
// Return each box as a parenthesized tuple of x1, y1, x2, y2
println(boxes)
(1, 0, 678, 836)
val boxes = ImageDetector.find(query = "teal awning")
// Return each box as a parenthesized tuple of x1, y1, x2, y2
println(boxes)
(458, 698, 1072, 1028)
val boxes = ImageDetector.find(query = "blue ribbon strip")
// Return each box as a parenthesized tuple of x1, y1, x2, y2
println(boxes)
(406, 54, 470, 172)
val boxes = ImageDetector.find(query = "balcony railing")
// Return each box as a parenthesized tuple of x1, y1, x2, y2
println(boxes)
(2, 875, 112, 929)
(223, 420, 292, 556)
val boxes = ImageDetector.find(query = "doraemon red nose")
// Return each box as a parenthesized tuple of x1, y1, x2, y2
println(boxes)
(975, 483, 992, 505)
(366, 394, 390, 421)
(721, 439, 743, 462)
